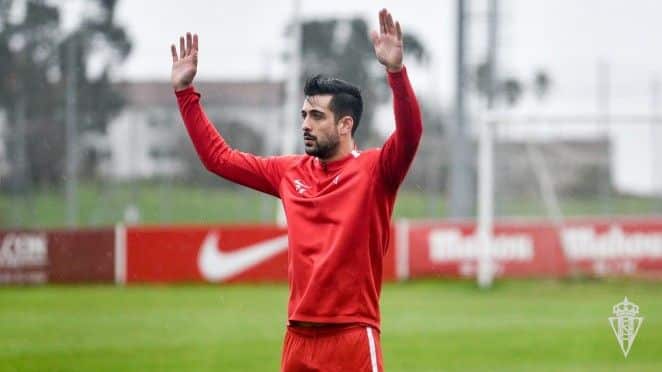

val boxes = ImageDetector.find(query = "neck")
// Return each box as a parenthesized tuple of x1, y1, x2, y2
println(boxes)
(320, 137, 355, 163)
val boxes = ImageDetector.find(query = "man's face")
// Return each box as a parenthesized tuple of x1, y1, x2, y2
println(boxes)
(301, 95, 341, 159)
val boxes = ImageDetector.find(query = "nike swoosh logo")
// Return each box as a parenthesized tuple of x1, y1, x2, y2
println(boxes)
(198, 232, 289, 282)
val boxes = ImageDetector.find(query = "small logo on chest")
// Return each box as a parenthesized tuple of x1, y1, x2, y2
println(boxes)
(293, 179, 311, 194)
(332, 175, 341, 185)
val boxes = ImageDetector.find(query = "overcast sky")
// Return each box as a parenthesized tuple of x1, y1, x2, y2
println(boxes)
(106, 1, 662, 110)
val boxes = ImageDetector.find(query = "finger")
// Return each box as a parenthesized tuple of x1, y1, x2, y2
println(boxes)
(186, 32, 192, 56)
(179, 36, 185, 59)
(191, 35, 198, 64)
(387, 12, 395, 34)
(383, 10, 389, 34)
(379, 9, 386, 34)
(396, 21, 402, 41)
(171, 44, 178, 62)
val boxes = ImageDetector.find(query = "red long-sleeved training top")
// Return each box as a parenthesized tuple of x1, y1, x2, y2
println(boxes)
(176, 67, 422, 331)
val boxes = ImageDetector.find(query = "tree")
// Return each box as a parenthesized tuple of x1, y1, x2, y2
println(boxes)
(297, 17, 427, 146)
(472, 60, 551, 107)
(0, 1, 61, 190)
(533, 69, 551, 100)
(0, 0, 131, 188)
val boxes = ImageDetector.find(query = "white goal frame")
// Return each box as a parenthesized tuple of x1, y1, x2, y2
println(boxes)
(477, 112, 662, 288)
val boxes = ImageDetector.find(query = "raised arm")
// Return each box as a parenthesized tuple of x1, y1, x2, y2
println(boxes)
(171, 33, 292, 197)
(370, 10, 423, 191)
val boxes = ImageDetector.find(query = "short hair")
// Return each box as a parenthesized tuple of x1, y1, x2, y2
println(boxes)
(303, 75, 363, 136)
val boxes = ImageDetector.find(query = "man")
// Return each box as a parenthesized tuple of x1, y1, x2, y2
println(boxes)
(171, 8, 422, 372)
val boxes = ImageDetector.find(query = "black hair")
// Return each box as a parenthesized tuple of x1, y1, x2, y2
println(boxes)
(303, 75, 363, 136)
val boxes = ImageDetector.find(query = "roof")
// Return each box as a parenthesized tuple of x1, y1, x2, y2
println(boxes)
(115, 80, 286, 107)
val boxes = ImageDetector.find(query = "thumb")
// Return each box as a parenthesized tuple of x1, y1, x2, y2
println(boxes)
(369, 30, 379, 46)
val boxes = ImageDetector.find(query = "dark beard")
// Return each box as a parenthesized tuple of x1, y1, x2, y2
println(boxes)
(304, 135, 340, 159)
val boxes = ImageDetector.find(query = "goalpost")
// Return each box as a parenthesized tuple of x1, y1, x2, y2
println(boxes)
(476, 111, 662, 288)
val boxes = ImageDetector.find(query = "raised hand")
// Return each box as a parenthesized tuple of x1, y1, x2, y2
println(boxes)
(171, 32, 198, 91)
(370, 9, 403, 72)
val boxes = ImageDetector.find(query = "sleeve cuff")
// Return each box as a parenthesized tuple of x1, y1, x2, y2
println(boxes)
(174, 85, 196, 97)
(387, 66, 409, 96)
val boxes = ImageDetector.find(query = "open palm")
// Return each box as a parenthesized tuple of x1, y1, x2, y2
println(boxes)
(171, 32, 198, 91)
(370, 9, 403, 72)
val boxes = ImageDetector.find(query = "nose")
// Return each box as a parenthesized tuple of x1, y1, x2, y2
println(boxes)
(301, 117, 312, 132)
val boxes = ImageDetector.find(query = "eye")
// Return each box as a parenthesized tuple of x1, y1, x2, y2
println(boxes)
(301, 111, 307, 119)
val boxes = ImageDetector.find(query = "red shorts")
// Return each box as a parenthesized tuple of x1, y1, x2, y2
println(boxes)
(281, 324, 384, 372)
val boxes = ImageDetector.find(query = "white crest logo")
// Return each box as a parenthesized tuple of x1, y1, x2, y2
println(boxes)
(609, 297, 643, 358)
(293, 179, 310, 194)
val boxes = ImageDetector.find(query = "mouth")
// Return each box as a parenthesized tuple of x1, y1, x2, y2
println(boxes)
(303, 135, 316, 145)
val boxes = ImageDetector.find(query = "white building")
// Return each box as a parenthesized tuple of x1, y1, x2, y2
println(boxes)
(101, 80, 285, 179)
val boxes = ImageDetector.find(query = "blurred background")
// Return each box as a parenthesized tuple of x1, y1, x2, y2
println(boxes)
(1, 1, 662, 371)
(2, 0, 661, 227)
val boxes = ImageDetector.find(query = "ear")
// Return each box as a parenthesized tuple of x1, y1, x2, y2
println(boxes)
(338, 116, 354, 136)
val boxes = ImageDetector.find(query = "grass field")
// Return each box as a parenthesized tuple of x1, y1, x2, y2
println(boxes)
(0, 183, 448, 228)
(1, 279, 661, 371)
(2, 181, 662, 229)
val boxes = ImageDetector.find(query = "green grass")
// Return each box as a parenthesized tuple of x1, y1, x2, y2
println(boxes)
(1, 279, 660, 371)
(1, 182, 279, 228)
(0, 182, 449, 228)
(2, 181, 661, 229)
(497, 196, 662, 218)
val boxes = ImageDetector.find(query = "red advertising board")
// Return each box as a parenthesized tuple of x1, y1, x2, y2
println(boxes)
(124, 225, 397, 283)
(560, 218, 662, 278)
(3, 218, 661, 286)
(404, 220, 567, 279)
(126, 225, 288, 283)
(0, 228, 115, 284)
(401, 218, 662, 280)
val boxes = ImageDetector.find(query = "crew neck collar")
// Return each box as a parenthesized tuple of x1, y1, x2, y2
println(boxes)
(314, 150, 360, 172)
